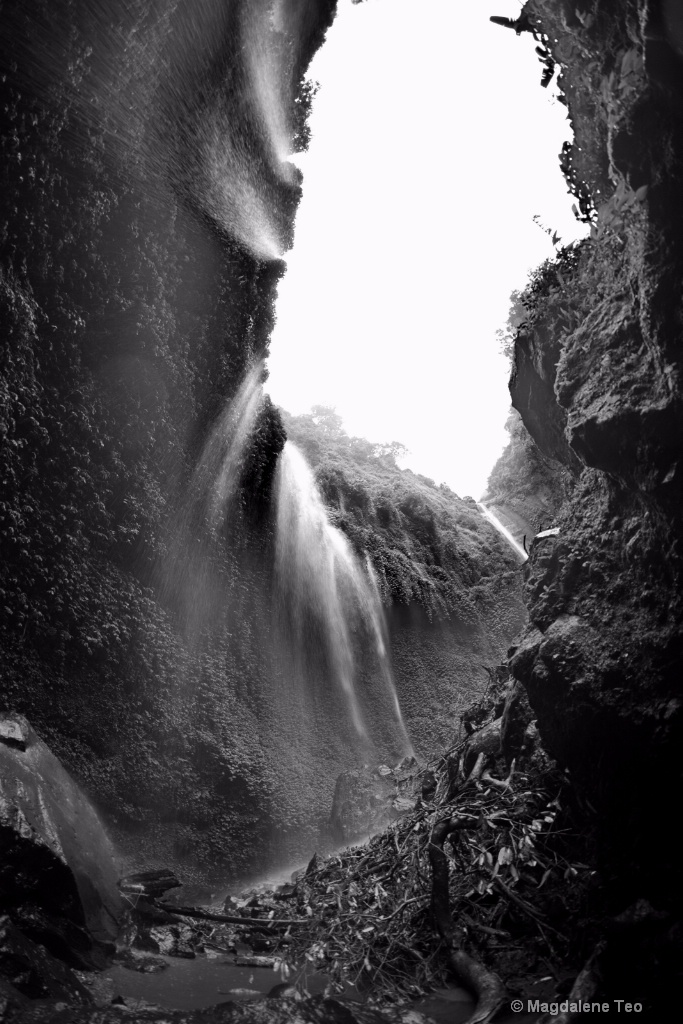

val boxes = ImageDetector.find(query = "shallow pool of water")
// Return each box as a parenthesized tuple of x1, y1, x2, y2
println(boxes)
(106, 956, 348, 1011)
(106, 954, 539, 1023)
(414, 988, 540, 1024)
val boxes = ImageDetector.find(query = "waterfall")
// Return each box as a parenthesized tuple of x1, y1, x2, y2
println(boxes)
(199, 0, 315, 260)
(189, 361, 266, 537)
(159, 362, 265, 631)
(241, 0, 302, 179)
(363, 554, 413, 755)
(274, 442, 411, 755)
(476, 501, 528, 562)
(161, 408, 413, 854)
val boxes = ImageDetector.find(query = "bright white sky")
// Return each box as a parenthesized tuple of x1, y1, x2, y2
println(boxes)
(266, 0, 586, 499)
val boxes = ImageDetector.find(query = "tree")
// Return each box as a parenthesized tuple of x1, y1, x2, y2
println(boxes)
(309, 405, 344, 435)
(495, 288, 527, 360)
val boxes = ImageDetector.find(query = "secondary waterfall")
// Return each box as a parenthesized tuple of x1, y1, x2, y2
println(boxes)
(274, 442, 412, 756)
(160, 362, 265, 631)
(189, 361, 266, 537)
(364, 554, 413, 753)
(476, 501, 528, 562)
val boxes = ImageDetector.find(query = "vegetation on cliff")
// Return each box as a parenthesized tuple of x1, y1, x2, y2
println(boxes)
(482, 245, 600, 527)
(484, 408, 570, 532)
(486, 0, 683, 1008)
(282, 407, 521, 619)
(5, 0, 682, 1015)
(0, 0, 334, 879)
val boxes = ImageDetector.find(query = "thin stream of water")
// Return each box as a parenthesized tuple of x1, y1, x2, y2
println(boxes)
(476, 501, 528, 562)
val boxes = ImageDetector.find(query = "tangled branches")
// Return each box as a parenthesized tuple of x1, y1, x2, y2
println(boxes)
(271, 739, 593, 1015)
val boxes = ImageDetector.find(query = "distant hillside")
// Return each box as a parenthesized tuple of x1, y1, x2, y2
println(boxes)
(483, 407, 571, 534)
(281, 406, 520, 620)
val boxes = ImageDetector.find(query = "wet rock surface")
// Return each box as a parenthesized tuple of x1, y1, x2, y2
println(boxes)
(0, 915, 92, 1004)
(495, 0, 683, 1010)
(506, 0, 683, 884)
(0, 714, 121, 946)
(0, 716, 437, 1023)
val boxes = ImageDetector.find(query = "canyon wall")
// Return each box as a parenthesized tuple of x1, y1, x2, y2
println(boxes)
(1, 0, 527, 883)
(0, 0, 336, 879)
(506, 0, 683, 906)
(387, 584, 526, 759)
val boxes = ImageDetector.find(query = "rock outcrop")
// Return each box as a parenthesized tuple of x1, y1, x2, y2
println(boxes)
(0, 714, 121, 946)
(506, 0, 683, 911)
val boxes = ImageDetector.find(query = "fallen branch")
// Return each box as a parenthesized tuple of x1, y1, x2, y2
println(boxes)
(159, 904, 308, 928)
(235, 955, 277, 968)
(429, 816, 506, 1024)
(492, 877, 547, 923)
(460, 912, 511, 939)
(378, 895, 427, 924)
(492, 877, 566, 949)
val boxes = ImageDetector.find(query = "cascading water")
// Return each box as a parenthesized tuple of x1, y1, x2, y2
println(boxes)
(200, 0, 317, 260)
(190, 361, 266, 536)
(241, 0, 303, 180)
(157, 370, 412, 858)
(476, 501, 528, 562)
(159, 361, 265, 632)
(364, 555, 413, 755)
(274, 441, 412, 758)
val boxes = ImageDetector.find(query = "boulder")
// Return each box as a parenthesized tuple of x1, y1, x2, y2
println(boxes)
(10, 904, 108, 971)
(0, 915, 91, 1003)
(0, 713, 121, 946)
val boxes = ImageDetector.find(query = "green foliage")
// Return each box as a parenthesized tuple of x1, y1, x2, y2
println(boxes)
(495, 288, 526, 359)
(485, 408, 569, 522)
(514, 231, 629, 356)
(518, 240, 587, 329)
(291, 78, 320, 152)
(282, 408, 519, 619)
(0, 0, 317, 877)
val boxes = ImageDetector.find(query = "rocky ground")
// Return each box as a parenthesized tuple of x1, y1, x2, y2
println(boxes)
(4, 685, 655, 1024)
(1, 711, 431, 1024)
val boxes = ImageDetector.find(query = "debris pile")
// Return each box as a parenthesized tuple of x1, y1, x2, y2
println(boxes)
(106, 678, 605, 1021)
(284, 750, 591, 1008)
(186, 680, 599, 1019)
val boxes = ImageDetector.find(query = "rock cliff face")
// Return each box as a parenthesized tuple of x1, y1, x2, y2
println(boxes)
(387, 591, 526, 759)
(507, 0, 683, 905)
(0, 713, 121, 953)
(1, 0, 525, 884)
(0, 0, 336, 879)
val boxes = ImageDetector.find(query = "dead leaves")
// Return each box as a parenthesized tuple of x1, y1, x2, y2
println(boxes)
(270, 745, 591, 1006)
